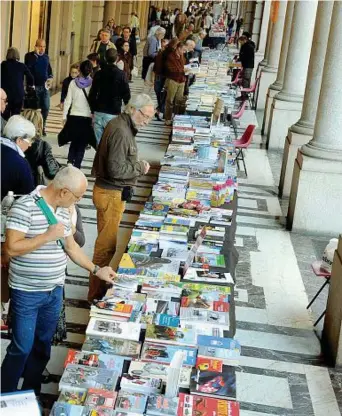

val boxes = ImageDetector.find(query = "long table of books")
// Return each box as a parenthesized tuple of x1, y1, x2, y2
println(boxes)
(50, 59, 241, 416)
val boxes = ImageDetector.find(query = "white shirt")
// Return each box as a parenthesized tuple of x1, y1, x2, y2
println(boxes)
(204, 15, 213, 29)
(63, 79, 91, 120)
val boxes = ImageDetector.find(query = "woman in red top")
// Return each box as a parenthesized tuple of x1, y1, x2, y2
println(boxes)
(164, 41, 187, 125)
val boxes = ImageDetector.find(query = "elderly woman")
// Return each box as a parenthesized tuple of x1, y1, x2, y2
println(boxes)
(142, 26, 166, 80)
(1, 48, 34, 118)
(1, 115, 35, 199)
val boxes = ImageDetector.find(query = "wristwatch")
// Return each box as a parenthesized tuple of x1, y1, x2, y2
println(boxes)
(92, 265, 100, 275)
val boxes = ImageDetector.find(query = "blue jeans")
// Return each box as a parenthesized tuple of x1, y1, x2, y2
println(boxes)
(94, 112, 117, 144)
(35, 86, 50, 129)
(1, 286, 63, 394)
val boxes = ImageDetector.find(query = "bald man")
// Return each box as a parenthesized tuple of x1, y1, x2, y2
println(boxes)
(0, 88, 7, 135)
(25, 39, 53, 135)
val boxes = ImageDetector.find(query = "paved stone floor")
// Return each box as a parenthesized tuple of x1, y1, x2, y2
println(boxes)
(1, 66, 341, 416)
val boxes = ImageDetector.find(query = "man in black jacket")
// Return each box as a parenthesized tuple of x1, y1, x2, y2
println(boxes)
(89, 48, 131, 144)
(238, 35, 255, 99)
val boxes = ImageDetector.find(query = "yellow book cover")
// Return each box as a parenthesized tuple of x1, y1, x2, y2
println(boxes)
(119, 253, 135, 269)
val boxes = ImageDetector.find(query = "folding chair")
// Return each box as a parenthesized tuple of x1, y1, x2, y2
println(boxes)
(233, 124, 256, 176)
(230, 100, 247, 137)
(306, 260, 331, 326)
(240, 75, 261, 110)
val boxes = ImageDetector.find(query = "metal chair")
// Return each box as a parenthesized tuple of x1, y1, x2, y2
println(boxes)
(230, 100, 247, 137)
(233, 124, 256, 176)
(240, 75, 261, 109)
(306, 260, 331, 326)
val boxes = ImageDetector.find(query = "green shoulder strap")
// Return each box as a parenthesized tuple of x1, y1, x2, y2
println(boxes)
(34, 196, 65, 249)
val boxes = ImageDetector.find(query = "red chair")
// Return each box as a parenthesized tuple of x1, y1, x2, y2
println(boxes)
(240, 75, 261, 109)
(231, 69, 243, 86)
(306, 260, 331, 326)
(233, 124, 256, 176)
(231, 100, 247, 138)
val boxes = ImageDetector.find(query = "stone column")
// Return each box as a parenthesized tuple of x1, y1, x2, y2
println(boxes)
(279, 1, 334, 197)
(267, 0, 318, 150)
(323, 236, 342, 367)
(120, 1, 133, 27)
(244, 1, 256, 34)
(256, 0, 271, 55)
(103, 1, 117, 26)
(256, 0, 287, 110)
(262, 1, 294, 135)
(11, 1, 31, 60)
(80, 1, 93, 60)
(287, 1, 342, 234)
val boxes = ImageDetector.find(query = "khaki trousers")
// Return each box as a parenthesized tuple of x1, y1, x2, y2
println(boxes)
(88, 185, 125, 302)
(164, 79, 185, 122)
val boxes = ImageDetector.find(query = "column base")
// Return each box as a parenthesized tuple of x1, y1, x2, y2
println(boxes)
(267, 98, 302, 150)
(253, 52, 265, 80)
(256, 68, 277, 110)
(278, 129, 313, 198)
(262, 86, 280, 136)
(322, 237, 342, 367)
(287, 151, 342, 234)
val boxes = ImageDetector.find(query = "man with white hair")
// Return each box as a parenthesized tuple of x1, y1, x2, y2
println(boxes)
(1, 115, 35, 200)
(142, 26, 166, 80)
(89, 94, 154, 301)
(1, 88, 8, 135)
(1, 165, 117, 394)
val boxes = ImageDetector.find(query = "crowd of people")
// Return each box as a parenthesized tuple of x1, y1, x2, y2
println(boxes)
(0, 1, 255, 398)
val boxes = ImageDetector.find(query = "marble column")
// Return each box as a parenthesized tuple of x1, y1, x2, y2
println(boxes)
(279, 1, 334, 197)
(103, 1, 117, 26)
(257, 0, 271, 55)
(267, 0, 318, 149)
(323, 236, 342, 367)
(262, 1, 294, 135)
(251, 0, 263, 47)
(256, 0, 287, 110)
(287, 1, 342, 234)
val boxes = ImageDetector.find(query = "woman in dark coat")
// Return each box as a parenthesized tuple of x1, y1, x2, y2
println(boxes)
(1, 47, 34, 118)
(116, 39, 134, 81)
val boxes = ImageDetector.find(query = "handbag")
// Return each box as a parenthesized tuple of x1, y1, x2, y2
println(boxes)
(57, 118, 70, 147)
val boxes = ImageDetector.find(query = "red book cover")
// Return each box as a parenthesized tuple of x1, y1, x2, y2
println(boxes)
(85, 388, 117, 409)
(196, 357, 223, 372)
(64, 349, 99, 368)
(177, 393, 240, 416)
(213, 301, 229, 312)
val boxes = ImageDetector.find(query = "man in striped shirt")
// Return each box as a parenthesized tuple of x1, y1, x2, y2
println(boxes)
(1, 166, 116, 394)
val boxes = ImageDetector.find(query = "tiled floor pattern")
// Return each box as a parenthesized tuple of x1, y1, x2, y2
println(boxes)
(2, 64, 342, 416)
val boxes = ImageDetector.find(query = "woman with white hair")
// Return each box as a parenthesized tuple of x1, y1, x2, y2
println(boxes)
(142, 26, 166, 80)
(1, 115, 35, 200)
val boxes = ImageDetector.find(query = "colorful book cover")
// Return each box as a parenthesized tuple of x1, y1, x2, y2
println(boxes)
(141, 342, 197, 367)
(181, 323, 228, 339)
(142, 202, 170, 217)
(197, 336, 241, 361)
(145, 325, 197, 347)
(113, 275, 140, 291)
(58, 390, 86, 406)
(59, 364, 119, 392)
(196, 357, 223, 372)
(117, 268, 181, 282)
(177, 393, 240, 416)
(141, 298, 180, 324)
(153, 314, 180, 328)
(189, 366, 236, 400)
(86, 319, 141, 342)
(82, 337, 141, 358)
(180, 308, 229, 326)
(119, 254, 181, 274)
(146, 395, 179, 416)
(85, 408, 115, 415)
(91, 300, 133, 316)
(64, 350, 125, 372)
(164, 218, 191, 227)
(184, 268, 234, 284)
(120, 374, 163, 394)
(160, 225, 189, 235)
(50, 402, 85, 416)
(181, 295, 229, 311)
(141, 282, 183, 295)
(115, 391, 148, 414)
(181, 282, 231, 297)
(193, 254, 226, 268)
(85, 389, 117, 409)
(128, 361, 191, 388)
(128, 243, 159, 256)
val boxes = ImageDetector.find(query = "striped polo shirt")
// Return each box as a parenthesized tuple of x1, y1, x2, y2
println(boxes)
(6, 186, 72, 292)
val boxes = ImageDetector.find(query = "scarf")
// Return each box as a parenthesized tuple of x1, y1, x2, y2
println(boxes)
(75, 76, 92, 89)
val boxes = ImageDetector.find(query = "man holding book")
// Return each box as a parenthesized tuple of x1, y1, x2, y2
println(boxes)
(89, 94, 154, 302)
(1, 166, 117, 394)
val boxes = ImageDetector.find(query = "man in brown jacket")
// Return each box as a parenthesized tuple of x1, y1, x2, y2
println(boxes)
(88, 94, 155, 301)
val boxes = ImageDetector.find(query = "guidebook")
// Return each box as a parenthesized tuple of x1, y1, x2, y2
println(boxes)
(82, 337, 141, 358)
(59, 364, 119, 392)
(145, 324, 197, 347)
(85, 389, 117, 409)
(120, 374, 163, 394)
(115, 391, 148, 414)
(197, 335, 241, 363)
(146, 395, 179, 416)
(86, 319, 141, 342)
(119, 254, 180, 275)
(177, 393, 240, 416)
(64, 349, 126, 372)
(141, 342, 197, 367)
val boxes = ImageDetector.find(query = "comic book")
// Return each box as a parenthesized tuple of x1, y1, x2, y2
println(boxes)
(64, 350, 126, 372)
(82, 337, 141, 359)
(59, 364, 119, 392)
(177, 393, 240, 416)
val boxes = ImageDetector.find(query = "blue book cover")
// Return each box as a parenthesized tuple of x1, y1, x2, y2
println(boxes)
(50, 403, 84, 416)
(115, 391, 148, 413)
(141, 342, 197, 367)
(197, 335, 241, 351)
(154, 314, 180, 327)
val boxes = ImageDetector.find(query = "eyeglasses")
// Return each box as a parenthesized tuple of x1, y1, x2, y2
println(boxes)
(139, 109, 152, 122)
(64, 188, 83, 202)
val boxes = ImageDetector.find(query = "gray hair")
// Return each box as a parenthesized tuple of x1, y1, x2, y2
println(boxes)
(53, 166, 88, 192)
(6, 47, 20, 61)
(3, 115, 36, 141)
(125, 94, 155, 115)
(155, 27, 166, 36)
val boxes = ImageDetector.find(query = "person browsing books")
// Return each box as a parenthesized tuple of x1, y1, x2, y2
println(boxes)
(89, 94, 154, 302)
(1, 165, 116, 394)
